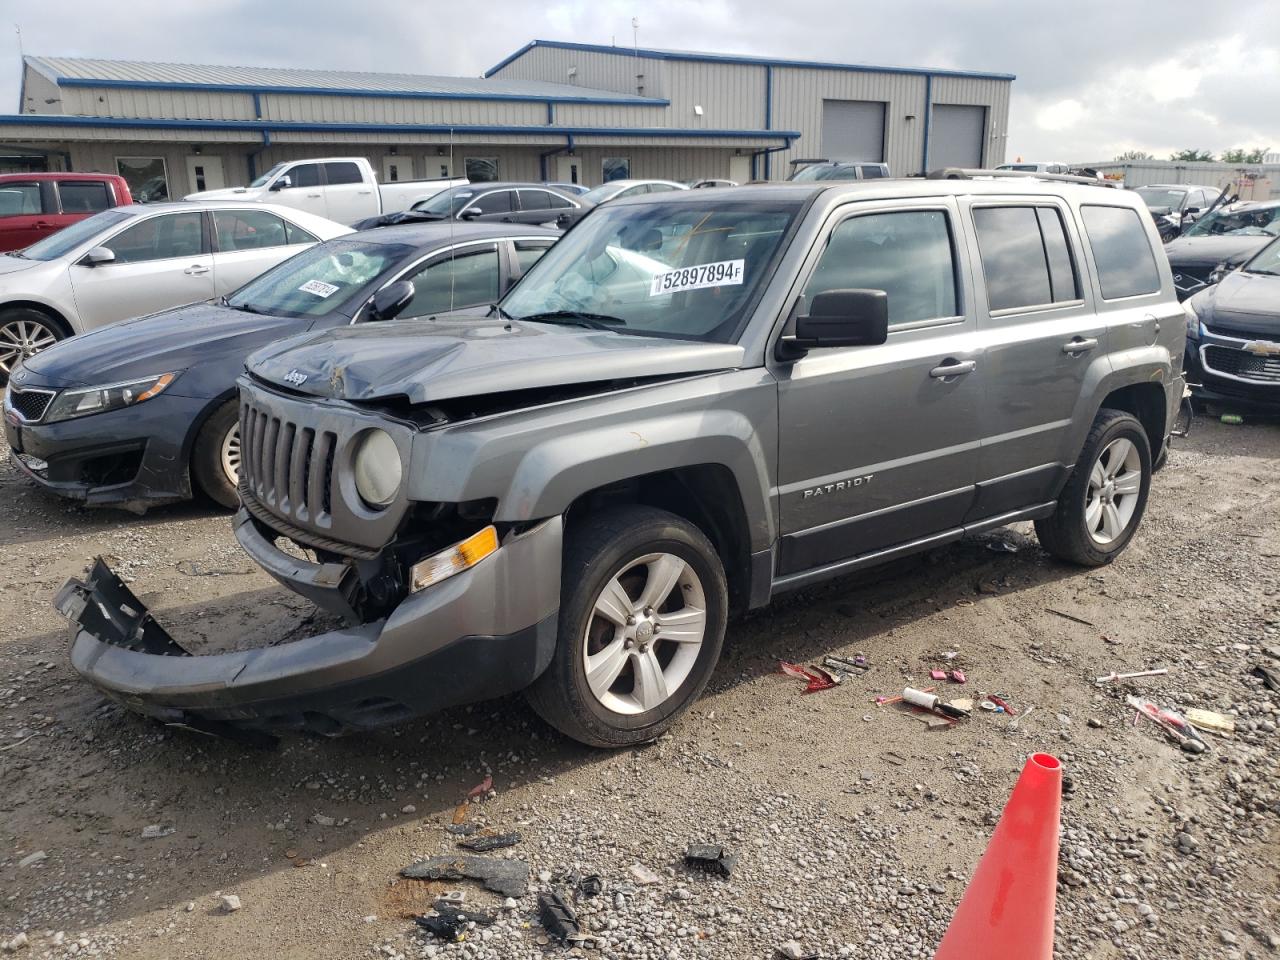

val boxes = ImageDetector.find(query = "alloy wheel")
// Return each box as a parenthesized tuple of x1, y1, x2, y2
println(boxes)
(581, 552, 707, 716)
(220, 424, 242, 486)
(0, 318, 58, 376)
(1085, 437, 1142, 545)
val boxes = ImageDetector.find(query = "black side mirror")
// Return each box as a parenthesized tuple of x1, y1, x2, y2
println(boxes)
(269, 176, 291, 192)
(459, 207, 482, 221)
(370, 280, 415, 321)
(779, 289, 889, 359)
(1184, 206, 1200, 216)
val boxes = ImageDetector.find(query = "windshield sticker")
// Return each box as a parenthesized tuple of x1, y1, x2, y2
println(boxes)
(649, 259, 745, 297)
(298, 279, 340, 298)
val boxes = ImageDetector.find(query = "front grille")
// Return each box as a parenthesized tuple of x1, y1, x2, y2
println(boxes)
(239, 400, 337, 527)
(1203, 345, 1280, 384)
(7, 386, 55, 422)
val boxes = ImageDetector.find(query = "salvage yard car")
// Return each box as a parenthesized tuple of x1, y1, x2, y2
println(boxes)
(1133, 183, 1221, 243)
(0, 172, 133, 252)
(0, 201, 350, 383)
(5, 223, 560, 510)
(186, 157, 466, 226)
(1165, 199, 1280, 300)
(1183, 234, 1280, 411)
(56, 178, 1186, 749)
(353, 182, 585, 231)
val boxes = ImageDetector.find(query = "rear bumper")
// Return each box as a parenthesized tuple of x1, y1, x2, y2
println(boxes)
(54, 513, 563, 736)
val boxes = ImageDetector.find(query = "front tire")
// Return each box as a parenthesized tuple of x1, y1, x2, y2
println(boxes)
(1035, 409, 1152, 566)
(526, 505, 728, 748)
(0, 307, 65, 386)
(190, 399, 241, 509)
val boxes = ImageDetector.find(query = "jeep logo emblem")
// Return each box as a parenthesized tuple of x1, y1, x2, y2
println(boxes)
(283, 369, 308, 386)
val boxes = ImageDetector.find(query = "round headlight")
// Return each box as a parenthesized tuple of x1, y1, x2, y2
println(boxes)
(353, 429, 402, 508)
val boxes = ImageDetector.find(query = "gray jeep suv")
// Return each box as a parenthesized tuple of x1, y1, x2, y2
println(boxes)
(57, 179, 1187, 747)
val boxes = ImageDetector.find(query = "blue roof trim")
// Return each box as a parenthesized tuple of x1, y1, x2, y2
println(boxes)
(51, 75, 669, 107)
(485, 39, 1015, 83)
(0, 113, 797, 140)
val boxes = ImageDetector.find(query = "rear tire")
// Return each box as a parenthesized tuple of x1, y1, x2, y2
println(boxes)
(525, 505, 727, 748)
(190, 399, 241, 509)
(1035, 409, 1151, 566)
(0, 307, 66, 386)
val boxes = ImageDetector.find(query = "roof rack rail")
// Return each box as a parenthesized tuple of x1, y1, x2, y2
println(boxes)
(926, 167, 1118, 187)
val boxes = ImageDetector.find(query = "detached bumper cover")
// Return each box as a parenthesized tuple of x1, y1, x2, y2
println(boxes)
(54, 516, 563, 736)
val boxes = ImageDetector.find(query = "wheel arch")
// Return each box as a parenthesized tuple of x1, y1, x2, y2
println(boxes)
(0, 299, 74, 338)
(1097, 381, 1167, 459)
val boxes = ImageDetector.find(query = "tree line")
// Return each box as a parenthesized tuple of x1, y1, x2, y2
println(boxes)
(1113, 148, 1271, 163)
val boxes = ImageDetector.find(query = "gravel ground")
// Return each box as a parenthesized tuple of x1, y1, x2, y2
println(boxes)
(1, 417, 1278, 960)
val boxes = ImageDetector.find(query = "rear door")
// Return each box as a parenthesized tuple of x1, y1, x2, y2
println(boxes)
(68, 210, 215, 330)
(0, 180, 52, 250)
(774, 199, 982, 576)
(321, 161, 374, 224)
(963, 199, 1104, 517)
(210, 208, 315, 296)
(49, 180, 115, 233)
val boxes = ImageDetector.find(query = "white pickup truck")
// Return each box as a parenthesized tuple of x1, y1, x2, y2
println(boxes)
(185, 157, 467, 226)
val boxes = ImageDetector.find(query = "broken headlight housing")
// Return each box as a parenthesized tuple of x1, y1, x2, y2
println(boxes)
(352, 428, 402, 508)
(43, 372, 179, 424)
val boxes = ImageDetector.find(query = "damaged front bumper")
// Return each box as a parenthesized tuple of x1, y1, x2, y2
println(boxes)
(54, 513, 562, 737)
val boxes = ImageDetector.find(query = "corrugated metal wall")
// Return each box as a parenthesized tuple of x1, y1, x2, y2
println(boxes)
(18, 65, 63, 115)
(1087, 160, 1280, 197)
(489, 46, 665, 99)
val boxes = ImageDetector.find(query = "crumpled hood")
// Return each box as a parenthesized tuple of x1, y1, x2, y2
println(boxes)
(184, 186, 262, 202)
(22, 301, 307, 391)
(1190, 270, 1280, 336)
(1165, 234, 1272, 269)
(247, 318, 746, 404)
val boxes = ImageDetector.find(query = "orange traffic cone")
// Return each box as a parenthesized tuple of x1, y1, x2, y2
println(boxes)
(933, 752, 1062, 960)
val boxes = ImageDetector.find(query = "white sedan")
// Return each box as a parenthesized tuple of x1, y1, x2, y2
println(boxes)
(0, 201, 350, 383)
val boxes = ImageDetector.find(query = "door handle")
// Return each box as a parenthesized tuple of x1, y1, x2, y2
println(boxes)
(306, 193, 322, 199)
(929, 359, 975, 379)
(184, 264, 210, 275)
(33, 221, 52, 228)
(1062, 337, 1098, 355)
(358, 190, 372, 195)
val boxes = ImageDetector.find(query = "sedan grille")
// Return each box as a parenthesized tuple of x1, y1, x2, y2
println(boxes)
(1203, 345, 1280, 384)
(7, 386, 55, 422)
(239, 401, 337, 526)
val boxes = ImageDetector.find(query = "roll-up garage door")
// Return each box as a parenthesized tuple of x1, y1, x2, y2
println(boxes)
(930, 104, 987, 169)
(821, 100, 886, 162)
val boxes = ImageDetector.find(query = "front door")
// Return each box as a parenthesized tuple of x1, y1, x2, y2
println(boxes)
(68, 209, 215, 331)
(556, 155, 581, 187)
(383, 156, 409, 183)
(185, 156, 225, 194)
(321, 160, 374, 225)
(774, 200, 982, 576)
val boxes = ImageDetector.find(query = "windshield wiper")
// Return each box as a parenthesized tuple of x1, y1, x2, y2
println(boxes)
(232, 302, 264, 314)
(515, 310, 628, 331)
(6, 250, 25, 258)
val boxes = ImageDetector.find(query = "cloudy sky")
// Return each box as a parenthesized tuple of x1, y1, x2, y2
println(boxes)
(3, 0, 1277, 163)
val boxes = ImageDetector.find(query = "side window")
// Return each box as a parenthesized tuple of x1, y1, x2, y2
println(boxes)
(0, 183, 41, 217)
(323, 162, 362, 186)
(973, 205, 1079, 311)
(546, 191, 573, 209)
(103, 212, 205, 263)
(1080, 205, 1161, 300)
(212, 209, 289, 252)
(57, 182, 111, 214)
(859, 165, 887, 179)
(803, 209, 958, 328)
(514, 239, 555, 276)
(397, 246, 501, 318)
(288, 164, 322, 189)
(648, 183, 680, 194)
(468, 190, 513, 215)
(518, 190, 551, 211)
(283, 220, 319, 245)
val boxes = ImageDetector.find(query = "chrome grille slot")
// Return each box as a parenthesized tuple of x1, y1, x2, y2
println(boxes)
(290, 427, 313, 522)
(1203, 346, 1280, 384)
(7, 386, 56, 422)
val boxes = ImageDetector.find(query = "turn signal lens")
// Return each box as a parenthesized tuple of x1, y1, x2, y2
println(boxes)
(410, 525, 499, 592)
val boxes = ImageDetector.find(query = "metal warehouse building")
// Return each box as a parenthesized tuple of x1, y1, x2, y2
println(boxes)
(1, 39, 1012, 200)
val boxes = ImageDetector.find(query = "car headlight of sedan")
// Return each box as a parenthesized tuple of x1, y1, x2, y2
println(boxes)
(352, 428, 403, 508)
(43, 373, 179, 424)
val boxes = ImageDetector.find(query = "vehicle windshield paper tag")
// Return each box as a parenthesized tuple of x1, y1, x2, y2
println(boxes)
(649, 259, 745, 297)
(298, 279, 339, 298)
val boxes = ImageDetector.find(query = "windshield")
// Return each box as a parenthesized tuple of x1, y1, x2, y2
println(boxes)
(412, 186, 476, 217)
(1186, 205, 1280, 238)
(248, 163, 288, 189)
(225, 238, 413, 318)
(1135, 188, 1187, 210)
(581, 183, 627, 204)
(20, 209, 133, 261)
(1244, 236, 1280, 276)
(502, 199, 800, 343)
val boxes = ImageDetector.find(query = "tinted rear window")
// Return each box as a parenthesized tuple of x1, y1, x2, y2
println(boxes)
(1080, 205, 1161, 299)
(973, 205, 1080, 311)
(324, 162, 363, 185)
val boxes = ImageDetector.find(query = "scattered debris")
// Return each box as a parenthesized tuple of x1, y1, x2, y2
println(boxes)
(1186, 708, 1236, 737)
(628, 863, 662, 886)
(949, 697, 974, 713)
(435, 891, 467, 909)
(402, 856, 529, 898)
(903, 687, 969, 719)
(776, 941, 818, 960)
(1046, 608, 1095, 627)
(140, 825, 173, 839)
(537, 890, 580, 943)
(467, 775, 494, 799)
(985, 694, 1016, 716)
(1096, 667, 1168, 684)
(822, 654, 869, 674)
(876, 685, 936, 707)
(1221, 413, 1244, 425)
(458, 831, 521, 852)
(1008, 705, 1035, 731)
(986, 539, 1019, 553)
(445, 822, 479, 836)
(17, 851, 46, 868)
(415, 906, 495, 942)
(1127, 696, 1207, 754)
(1251, 664, 1280, 691)
(219, 894, 242, 913)
(576, 874, 604, 899)
(930, 669, 948, 681)
(951, 669, 966, 684)
(882, 751, 908, 765)
(778, 660, 839, 693)
(684, 843, 738, 878)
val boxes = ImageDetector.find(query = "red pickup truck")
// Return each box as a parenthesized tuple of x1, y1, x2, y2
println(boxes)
(0, 173, 133, 252)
